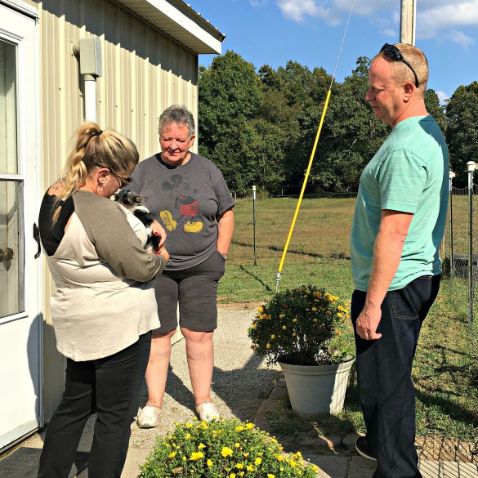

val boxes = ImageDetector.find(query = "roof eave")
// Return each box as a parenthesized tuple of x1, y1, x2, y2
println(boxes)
(114, 0, 225, 54)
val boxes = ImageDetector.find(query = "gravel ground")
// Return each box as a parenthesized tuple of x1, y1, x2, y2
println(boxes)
(128, 304, 281, 450)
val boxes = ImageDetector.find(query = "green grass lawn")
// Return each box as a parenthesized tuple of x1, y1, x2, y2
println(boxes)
(220, 197, 478, 442)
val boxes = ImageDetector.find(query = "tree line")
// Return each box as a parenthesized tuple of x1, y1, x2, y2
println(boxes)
(198, 50, 478, 194)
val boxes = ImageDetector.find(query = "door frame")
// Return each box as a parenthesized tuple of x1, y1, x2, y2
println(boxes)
(0, 0, 43, 451)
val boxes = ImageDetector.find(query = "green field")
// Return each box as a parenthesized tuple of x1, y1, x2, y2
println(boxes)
(220, 197, 478, 443)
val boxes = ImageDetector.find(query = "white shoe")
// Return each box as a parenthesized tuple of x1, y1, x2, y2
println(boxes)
(196, 401, 220, 421)
(137, 405, 161, 428)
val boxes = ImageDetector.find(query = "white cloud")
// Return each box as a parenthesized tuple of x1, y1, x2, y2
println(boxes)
(448, 30, 475, 48)
(249, 0, 267, 7)
(418, 1, 478, 38)
(436, 90, 450, 105)
(274, 0, 478, 44)
(276, 0, 325, 22)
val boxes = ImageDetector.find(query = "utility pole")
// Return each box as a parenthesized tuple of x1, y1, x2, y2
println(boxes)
(400, 0, 416, 45)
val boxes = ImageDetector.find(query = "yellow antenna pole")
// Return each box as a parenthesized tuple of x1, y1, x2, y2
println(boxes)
(275, 0, 355, 292)
(275, 89, 332, 291)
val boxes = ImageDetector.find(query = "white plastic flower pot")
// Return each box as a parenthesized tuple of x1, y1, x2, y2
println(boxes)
(279, 357, 355, 416)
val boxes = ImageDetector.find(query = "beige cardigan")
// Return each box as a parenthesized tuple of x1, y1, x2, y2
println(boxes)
(45, 191, 164, 361)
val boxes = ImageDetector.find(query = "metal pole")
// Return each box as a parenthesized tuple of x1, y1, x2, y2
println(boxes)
(400, 0, 416, 45)
(449, 171, 455, 279)
(467, 161, 476, 325)
(252, 185, 257, 266)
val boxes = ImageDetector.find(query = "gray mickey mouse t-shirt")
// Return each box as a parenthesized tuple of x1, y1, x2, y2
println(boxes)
(129, 153, 234, 271)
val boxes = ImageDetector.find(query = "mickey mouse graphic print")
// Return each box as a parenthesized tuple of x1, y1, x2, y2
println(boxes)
(128, 152, 234, 271)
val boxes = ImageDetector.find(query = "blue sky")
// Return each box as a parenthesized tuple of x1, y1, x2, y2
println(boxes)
(191, 0, 478, 103)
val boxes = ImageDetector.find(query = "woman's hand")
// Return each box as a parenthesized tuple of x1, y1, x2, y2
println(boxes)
(151, 220, 167, 249)
(157, 246, 170, 263)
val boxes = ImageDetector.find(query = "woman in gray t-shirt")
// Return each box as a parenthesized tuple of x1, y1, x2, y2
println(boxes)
(131, 105, 235, 427)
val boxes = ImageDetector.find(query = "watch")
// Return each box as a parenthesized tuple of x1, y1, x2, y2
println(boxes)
(221, 253, 228, 261)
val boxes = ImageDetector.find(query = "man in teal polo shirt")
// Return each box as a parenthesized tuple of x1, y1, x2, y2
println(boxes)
(350, 43, 448, 478)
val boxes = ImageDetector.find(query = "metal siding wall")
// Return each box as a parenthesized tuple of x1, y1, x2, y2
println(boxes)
(37, 0, 198, 184)
(34, 0, 198, 420)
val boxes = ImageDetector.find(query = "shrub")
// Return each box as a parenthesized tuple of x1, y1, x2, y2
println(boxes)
(248, 285, 350, 366)
(139, 418, 319, 478)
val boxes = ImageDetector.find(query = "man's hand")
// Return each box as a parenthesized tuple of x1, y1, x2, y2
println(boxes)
(355, 305, 383, 340)
(150, 220, 167, 249)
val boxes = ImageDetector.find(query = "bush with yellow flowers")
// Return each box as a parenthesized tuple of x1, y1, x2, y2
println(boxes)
(248, 285, 350, 366)
(139, 418, 318, 478)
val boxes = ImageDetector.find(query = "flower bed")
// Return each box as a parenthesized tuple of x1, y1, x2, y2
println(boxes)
(139, 418, 319, 477)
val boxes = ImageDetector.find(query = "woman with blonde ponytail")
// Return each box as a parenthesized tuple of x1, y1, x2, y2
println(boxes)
(37, 122, 169, 478)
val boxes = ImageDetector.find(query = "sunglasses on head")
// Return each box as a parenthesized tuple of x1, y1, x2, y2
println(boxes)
(380, 43, 419, 88)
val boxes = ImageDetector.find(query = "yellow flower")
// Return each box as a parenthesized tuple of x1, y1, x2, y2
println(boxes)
(257, 306, 264, 313)
(207, 459, 213, 467)
(185, 433, 191, 439)
(168, 451, 176, 458)
(186, 422, 193, 428)
(276, 455, 283, 461)
(268, 475, 276, 478)
(236, 463, 244, 469)
(247, 464, 255, 471)
(235, 425, 244, 432)
(234, 443, 240, 448)
(337, 312, 343, 318)
(266, 343, 271, 349)
(221, 447, 233, 457)
(254, 457, 262, 465)
(190, 451, 204, 461)
(311, 307, 317, 312)
(229, 474, 236, 478)
(198, 443, 206, 450)
(282, 325, 286, 330)
(245, 423, 255, 429)
(270, 334, 275, 340)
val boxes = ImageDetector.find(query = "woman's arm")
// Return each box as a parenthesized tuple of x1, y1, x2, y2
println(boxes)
(216, 208, 234, 256)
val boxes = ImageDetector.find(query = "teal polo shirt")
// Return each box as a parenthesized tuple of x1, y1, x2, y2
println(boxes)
(351, 115, 449, 292)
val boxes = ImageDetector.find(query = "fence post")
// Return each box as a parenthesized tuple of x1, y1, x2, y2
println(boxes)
(449, 171, 455, 279)
(467, 161, 476, 325)
(252, 185, 257, 266)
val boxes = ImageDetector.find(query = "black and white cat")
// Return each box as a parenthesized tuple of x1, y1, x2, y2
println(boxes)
(113, 189, 160, 253)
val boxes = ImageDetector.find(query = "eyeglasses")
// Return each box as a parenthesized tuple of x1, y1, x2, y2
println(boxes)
(380, 43, 419, 88)
(94, 162, 132, 188)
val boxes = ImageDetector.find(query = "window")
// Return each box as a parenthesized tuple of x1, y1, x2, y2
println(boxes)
(0, 39, 24, 318)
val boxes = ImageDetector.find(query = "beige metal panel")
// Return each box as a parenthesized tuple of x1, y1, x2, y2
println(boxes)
(97, 0, 198, 158)
(33, 0, 199, 421)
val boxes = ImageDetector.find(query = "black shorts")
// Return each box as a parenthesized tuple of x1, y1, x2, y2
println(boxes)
(152, 250, 226, 334)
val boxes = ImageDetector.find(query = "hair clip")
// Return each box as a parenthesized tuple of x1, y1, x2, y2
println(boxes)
(91, 130, 103, 137)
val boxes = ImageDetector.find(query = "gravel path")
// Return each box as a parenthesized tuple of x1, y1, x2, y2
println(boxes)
(128, 304, 280, 450)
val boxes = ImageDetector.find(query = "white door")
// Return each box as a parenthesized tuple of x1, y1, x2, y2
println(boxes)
(0, 2, 42, 451)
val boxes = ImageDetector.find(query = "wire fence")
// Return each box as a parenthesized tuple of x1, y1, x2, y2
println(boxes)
(443, 164, 478, 325)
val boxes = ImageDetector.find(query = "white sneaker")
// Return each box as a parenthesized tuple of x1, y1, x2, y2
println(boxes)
(196, 401, 220, 421)
(137, 405, 161, 428)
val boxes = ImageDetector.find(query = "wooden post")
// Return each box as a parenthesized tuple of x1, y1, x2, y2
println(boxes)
(400, 0, 416, 45)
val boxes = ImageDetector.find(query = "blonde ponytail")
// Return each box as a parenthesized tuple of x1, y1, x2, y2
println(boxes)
(52, 122, 139, 223)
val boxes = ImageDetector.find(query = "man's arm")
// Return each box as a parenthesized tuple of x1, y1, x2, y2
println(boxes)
(355, 209, 413, 340)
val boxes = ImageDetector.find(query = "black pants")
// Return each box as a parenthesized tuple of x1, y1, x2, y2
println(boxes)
(38, 333, 151, 478)
(351, 275, 440, 478)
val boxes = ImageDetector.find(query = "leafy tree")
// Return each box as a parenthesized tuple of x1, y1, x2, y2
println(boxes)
(211, 118, 286, 193)
(445, 81, 478, 186)
(198, 50, 263, 157)
(290, 57, 388, 192)
(424, 89, 446, 132)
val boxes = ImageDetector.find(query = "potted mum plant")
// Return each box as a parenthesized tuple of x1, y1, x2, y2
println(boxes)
(139, 418, 319, 477)
(248, 285, 354, 417)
